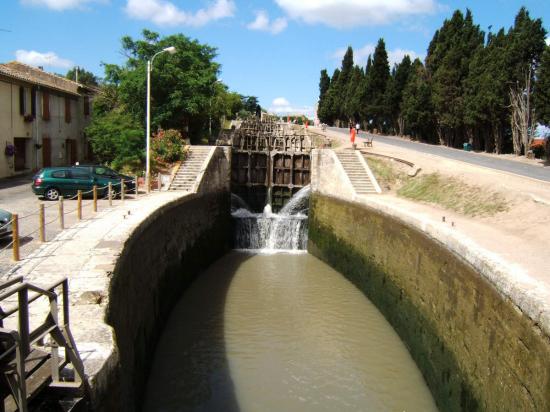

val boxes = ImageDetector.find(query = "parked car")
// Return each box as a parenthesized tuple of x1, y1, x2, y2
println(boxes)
(32, 166, 136, 201)
(0, 208, 13, 239)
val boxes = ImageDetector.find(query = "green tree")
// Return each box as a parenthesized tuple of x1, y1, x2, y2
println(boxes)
(319, 69, 331, 100)
(535, 45, 550, 125)
(66, 67, 99, 86)
(367, 39, 390, 132)
(386, 55, 412, 135)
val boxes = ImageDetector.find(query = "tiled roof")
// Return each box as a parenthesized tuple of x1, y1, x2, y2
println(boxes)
(0, 61, 88, 96)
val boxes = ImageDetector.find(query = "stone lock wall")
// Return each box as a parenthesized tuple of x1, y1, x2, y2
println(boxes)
(101, 192, 232, 411)
(309, 194, 550, 412)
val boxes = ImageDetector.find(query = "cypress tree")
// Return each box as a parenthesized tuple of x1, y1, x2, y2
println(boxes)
(367, 39, 390, 132)
(386, 55, 413, 135)
(535, 45, 550, 126)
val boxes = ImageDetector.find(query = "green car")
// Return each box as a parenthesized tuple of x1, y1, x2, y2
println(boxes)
(32, 166, 135, 201)
(0, 208, 12, 239)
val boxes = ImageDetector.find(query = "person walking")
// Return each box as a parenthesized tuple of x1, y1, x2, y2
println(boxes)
(356, 122, 360, 135)
(350, 126, 356, 146)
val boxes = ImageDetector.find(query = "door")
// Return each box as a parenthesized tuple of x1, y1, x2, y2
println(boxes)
(42, 137, 51, 167)
(14, 138, 27, 171)
(68, 168, 94, 195)
(65, 139, 77, 165)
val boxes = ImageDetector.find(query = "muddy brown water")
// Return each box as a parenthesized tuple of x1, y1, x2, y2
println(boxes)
(144, 252, 438, 412)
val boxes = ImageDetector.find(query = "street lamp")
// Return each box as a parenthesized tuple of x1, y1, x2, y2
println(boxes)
(146, 46, 176, 192)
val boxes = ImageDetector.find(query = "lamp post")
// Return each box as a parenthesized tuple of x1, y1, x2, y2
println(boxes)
(146, 46, 176, 192)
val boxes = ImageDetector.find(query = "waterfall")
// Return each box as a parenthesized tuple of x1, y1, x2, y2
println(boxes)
(232, 187, 310, 252)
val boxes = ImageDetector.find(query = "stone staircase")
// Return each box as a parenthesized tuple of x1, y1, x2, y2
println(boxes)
(335, 149, 381, 195)
(169, 146, 213, 191)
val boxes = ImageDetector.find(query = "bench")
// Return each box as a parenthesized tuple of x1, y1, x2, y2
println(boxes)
(363, 136, 374, 147)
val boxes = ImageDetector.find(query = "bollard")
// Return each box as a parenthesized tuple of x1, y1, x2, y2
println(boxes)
(158, 173, 162, 191)
(108, 182, 113, 207)
(93, 185, 97, 212)
(12, 214, 19, 261)
(39, 203, 45, 242)
(58, 196, 64, 229)
(121, 179, 125, 202)
(146, 174, 151, 194)
(77, 190, 82, 220)
(135, 175, 139, 198)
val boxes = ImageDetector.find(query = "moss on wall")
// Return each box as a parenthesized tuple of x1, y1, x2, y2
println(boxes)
(103, 192, 231, 412)
(309, 194, 550, 412)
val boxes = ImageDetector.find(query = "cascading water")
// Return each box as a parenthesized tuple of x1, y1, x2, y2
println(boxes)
(232, 186, 310, 252)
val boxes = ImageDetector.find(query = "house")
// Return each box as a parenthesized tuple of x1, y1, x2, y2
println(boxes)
(0, 61, 95, 178)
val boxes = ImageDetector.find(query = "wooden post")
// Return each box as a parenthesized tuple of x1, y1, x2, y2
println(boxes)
(121, 179, 125, 202)
(39, 203, 45, 242)
(135, 175, 139, 198)
(58, 196, 64, 229)
(146, 174, 151, 194)
(93, 185, 97, 212)
(12, 213, 19, 262)
(158, 173, 162, 191)
(77, 190, 82, 220)
(108, 182, 113, 206)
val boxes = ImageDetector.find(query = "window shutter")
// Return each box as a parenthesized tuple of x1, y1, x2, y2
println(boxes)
(65, 97, 71, 123)
(19, 86, 25, 115)
(31, 88, 37, 117)
(42, 92, 50, 121)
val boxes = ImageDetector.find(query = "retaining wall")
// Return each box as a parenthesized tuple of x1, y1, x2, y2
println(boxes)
(308, 194, 550, 411)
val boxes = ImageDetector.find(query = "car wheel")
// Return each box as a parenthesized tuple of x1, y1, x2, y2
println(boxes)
(45, 187, 60, 201)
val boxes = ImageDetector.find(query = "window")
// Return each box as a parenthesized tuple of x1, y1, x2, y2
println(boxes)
(70, 169, 90, 179)
(94, 166, 118, 178)
(83, 96, 90, 116)
(51, 170, 69, 178)
(65, 97, 71, 123)
(31, 88, 36, 117)
(42, 91, 50, 121)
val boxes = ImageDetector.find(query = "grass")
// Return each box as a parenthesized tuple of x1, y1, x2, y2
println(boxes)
(367, 156, 509, 217)
(397, 173, 509, 217)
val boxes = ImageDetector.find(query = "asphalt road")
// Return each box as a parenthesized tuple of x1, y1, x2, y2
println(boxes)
(328, 127, 550, 182)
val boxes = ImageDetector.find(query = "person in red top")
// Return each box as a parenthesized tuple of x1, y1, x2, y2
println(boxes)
(350, 127, 356, 144)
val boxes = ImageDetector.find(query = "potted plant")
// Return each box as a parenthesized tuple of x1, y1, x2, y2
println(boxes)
(4, 143, 15, 157)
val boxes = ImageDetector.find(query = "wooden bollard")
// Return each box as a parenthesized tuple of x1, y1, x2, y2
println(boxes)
(58, 196, 64, 229)
(12, 213, 19, 261)
(121, 179, 125, 202)
(77, 190, 82, 220)
(39, 203, 45, 242)
(135, 176, 139, 198)
(158, 173, 162, 191)
(146, 174, 151, 194)
(108, 182, 113, 206)
(93, 185, 97, 212)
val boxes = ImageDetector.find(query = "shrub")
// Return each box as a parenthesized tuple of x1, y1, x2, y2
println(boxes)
(151, 129, 187, 165)
(531, 141, 546, 159)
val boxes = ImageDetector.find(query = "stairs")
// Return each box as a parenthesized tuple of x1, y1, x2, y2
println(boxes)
(335, 150, 381, 195)
(169, 146, 213, 192)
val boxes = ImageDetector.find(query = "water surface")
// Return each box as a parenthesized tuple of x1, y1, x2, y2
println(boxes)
(144, 252, 437, 412)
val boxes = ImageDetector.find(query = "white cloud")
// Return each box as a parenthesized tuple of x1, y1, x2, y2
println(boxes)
(275, 0, 438, 28)
(247, 11, 288, 34)
(125, 0, 235, 27)
(546, 36, 550, 46)
(332, 44, 424, 68)
(20, 0, 103, 11)
(15, 50, 73, 69)
(269, 97, 313, 116)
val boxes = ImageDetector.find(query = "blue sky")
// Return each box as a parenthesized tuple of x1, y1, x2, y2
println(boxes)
(1, 0, 549, 116)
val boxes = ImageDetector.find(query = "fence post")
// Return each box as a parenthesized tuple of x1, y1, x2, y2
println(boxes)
(146, 174, 151, 194)
(108, 182, 113, 207)
(59, 196, 64, 229)
(77, 190, 82, 220)
(135, 175, 139, 198)
(93, 185, 97, 213)
(158, 173, 162, 191)
(39, 203, 45, 242)
(121, 179, 125, 202)
(12, 213, 19, 262)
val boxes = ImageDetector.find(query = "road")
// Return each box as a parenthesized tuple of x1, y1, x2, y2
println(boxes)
(0, 175, 138, 275)
(328, 127, 550, 182)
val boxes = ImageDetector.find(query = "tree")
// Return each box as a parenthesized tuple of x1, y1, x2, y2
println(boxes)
(386, 55, 412, 135)
(319, 69, 331, 100)
(66, 67, 99, 86)
(535, 45, 550, 125)
(367, 39, 390, 132)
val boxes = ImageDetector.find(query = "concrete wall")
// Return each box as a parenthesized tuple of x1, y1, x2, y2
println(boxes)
(308, 194, 550, 411)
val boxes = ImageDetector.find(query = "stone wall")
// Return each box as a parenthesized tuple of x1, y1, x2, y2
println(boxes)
(100, 192, 231, 411)
(309, 194, 550, 412)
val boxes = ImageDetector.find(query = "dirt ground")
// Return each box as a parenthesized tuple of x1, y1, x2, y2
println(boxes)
(315, 127, 550, 286)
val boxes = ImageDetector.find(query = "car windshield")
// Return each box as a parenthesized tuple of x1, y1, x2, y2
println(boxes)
(93, 167, 119, 178)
